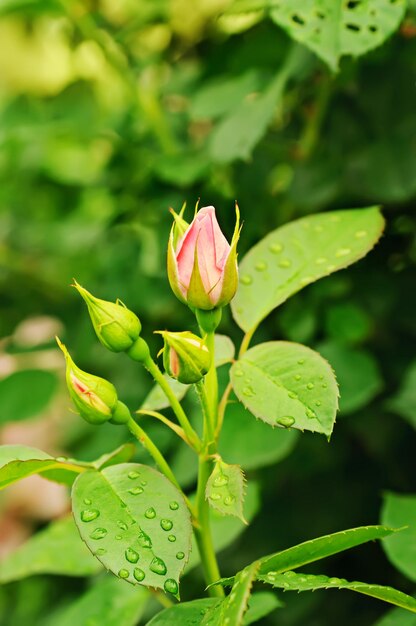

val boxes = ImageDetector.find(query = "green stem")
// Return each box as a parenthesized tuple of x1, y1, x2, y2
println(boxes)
(194, 456, 224, 598)
(144, 357, 202, 451)
(195, 380, 215, 443)
(204, 331, 219, 439)
(127, 417, 181, 491)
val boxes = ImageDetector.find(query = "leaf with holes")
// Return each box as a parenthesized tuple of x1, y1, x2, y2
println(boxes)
(381, 492, 416, 582)
(231, 207, 384, 333)
(259, 570, 416, 613)
(202, 562, 260, 625)
(231, 342, 339, 438)
(0, 516, 101, 583)
(72, 463, 192, 597)
(227, 0, 406, 72)
(206, 459, 246, 523)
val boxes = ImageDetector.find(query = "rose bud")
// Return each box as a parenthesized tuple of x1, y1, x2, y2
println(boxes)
(157, 331, 212, 384)
(168, 204, 240, 311)
(73, 280, 141, 353)
(57, 338, 130, 425)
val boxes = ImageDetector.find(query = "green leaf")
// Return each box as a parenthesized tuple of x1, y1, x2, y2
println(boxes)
(209, 46, 306, 164)
(219, 398, 299, 470)
(243, 591, 283, 625)
(231, 341, 339, 437)
(186, 481, 261, 571)
(72, 463, 192, 596)
(44, 575, 149, 626)
(387, 361, 416, 429)
(0, 516, 101, 583)
(318, 342, 383, 414)
(257, 525, 397, 576)
(259, 570, 416, 613)
(145, 599, 219, 626)
(0, 369, 58, 423)
(0, 444, 87, 489)
(231, 207, 385, 333)
(206, 459, 246, 522)
(202, 562, 260, 625)
(258, 0, 407, 72)
(381, 492, 416, 582)
(141, 335, 234, 411)
(374, 606, 416, 626)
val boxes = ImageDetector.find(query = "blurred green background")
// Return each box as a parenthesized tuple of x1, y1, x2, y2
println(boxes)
(1, 1, 416, 625)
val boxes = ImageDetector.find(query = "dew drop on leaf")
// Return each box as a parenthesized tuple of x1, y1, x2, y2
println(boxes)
(83, 498, 92, 505)
(255, 260, 267, 271)
(213, 474, 229, 487)
(242, 386, 255, 397)
(128, 486, 144, 495)
(138, 529, 152, 548)
(150, 556, 167, 575)
(276, 416, 295, 428)
(306, 408, 317, 419)
(118, 569, 129, 579)
(168, 534, 176, 542)
(288, 391, 298, 399)
(269, 242, 283, 254)
(306, 382, 314, 390)
(81, 509, 100, 523)
(89, 527, 107, 540)
(95, 547, 107, 556)
(128, 471, 140, 479)
(164, 579, 178, 595)
(117, 520, 128, 531)
(169, 501, 179, 510)
(278, 258, 292, 268)
(160, 519, 173, 531)
(241, 274, 253, 285)
(355, 230, 367, 238)
(335, 247, 351, 257)
(176, 551, 185, 560)
(224, 496, 235, 506)
(145, 507, 156, 519)
(125, 548, 140, 563)
(133, 568, 145, 582)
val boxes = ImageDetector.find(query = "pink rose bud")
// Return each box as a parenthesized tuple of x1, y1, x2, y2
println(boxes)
(168, 204, 240, 311)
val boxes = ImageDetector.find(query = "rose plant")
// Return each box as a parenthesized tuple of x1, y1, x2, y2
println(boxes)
(1, 204, 415, 625)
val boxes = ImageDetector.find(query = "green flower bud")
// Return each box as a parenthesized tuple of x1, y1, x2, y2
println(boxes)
(57, 337, 118, 425)
(157, 330, 212, 384)
(73, 280, 141, 353)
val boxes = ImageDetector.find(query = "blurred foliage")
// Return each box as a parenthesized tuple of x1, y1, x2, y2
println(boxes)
(0, 0, 416, 625)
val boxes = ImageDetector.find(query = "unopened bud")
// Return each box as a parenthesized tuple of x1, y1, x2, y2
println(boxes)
(73, 280, 141, 353)
(157, 330, 211, 384)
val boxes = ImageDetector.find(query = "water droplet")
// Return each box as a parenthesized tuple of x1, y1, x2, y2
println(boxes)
(328, 577, 342, 584)
(355, 230, 367, 238)
(160, 519, 173, 531)
(150, 556, 167, 575)
(81, 509, 100, 523)
(96, 547, 106, 556)
(125, 548, 139, 563)
(315, 400, 322, 407)
(140, 480, 147, 486)
(138, 530, 152, 548)
(284, 571, 296, 578)
(90, 527, 107, 540)
(145, 507, 156, 519)
(298, 359, 305, 365)
(133, 567, 145, 582)
(118, 569, 129, 579)
(306, 382, 314, 390)
(210, 493, 221, 501)
(213, 474, 229, 487)
(242, 386, 255, 397)
(128, 470, 140, 479)
(168, 534, 176, 542)
(255, 260, 267, 271)
(288, 391, 298, 399)
(129, 486, 144, 495)
(83, 498, 92, 505)
(277, 416, 295, 428)
(117, 520, 128, 531)
(241, 274, 253, 285)
(115, 535, 122, 540)
(56, 456, 67, 462)
(176, 551, 185, 560)
(278, 259, 292, 269)
(300, 276, 313, 285)
(322, 383, 327, 389)
(164, 579, 178, 595)
(315, 257, 327, 265)
(169, 501, 179, 510)
(294, 374, 301, 381)
(234, 368, 243, 377)
(326, 264, 336, 272)
(224, 496, 235, 506)
(335, 248, 351, 257)
(269, 242, 283, 254)
(306, 408, 316, 419)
